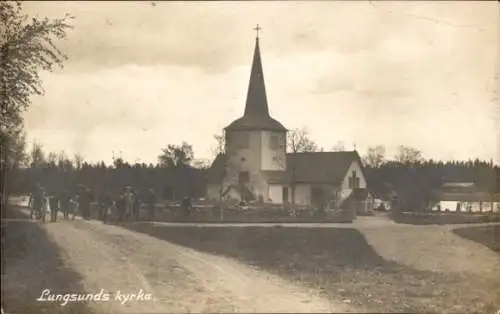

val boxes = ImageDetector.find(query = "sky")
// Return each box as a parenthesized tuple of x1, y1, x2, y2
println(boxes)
(22, 1, 500, 165)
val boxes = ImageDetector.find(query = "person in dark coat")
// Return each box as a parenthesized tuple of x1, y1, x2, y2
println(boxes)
(97, 191, 106, 221)
(49, 194, 60, 222)
(98, 192, 113, 224)
(132, 189, 140, 221)
(147, 188, 156, 220)
(181, 196, 192, 219)
(59, 189, 71, 220)
(116, 193, 125, 222)
(79, 187, 91, 220)
(30, 184, 43, 220)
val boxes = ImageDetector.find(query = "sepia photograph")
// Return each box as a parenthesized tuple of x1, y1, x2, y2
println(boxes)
(1, 1, 499, 313)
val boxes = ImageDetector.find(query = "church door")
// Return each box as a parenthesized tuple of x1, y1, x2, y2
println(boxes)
(282, 186, 289, 204)
(311, 187, 325, 209)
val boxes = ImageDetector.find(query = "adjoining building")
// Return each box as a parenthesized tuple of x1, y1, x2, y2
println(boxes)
(430, 181, 500, 212)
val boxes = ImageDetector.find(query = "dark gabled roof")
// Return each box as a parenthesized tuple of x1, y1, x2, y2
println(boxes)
(441, 182, 475, 189)
(286, 151, 365, 184)
(208, 151, 365, 185)
(225, 37, 287, 132)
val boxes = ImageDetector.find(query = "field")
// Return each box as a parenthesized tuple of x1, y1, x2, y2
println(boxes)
(125, 223, 500, 313)
(453, 225, 500, 253)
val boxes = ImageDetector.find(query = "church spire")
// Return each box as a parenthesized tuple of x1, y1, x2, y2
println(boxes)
(244, 24, 270, 117)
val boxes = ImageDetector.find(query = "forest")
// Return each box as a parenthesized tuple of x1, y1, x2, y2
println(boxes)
(5, 133, 499, 212)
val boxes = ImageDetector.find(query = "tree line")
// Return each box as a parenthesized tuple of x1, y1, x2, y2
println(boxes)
(6, 141, 208, 200)
(6, 128, 499, 212)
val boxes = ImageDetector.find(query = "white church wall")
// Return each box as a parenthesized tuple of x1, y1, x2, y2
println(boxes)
(268, 184, 283, 204)
(293, 184, 312, 205)
(340, 161, 367, 201)
(260, 130, 287, 171)
(267, 184, 311, 205)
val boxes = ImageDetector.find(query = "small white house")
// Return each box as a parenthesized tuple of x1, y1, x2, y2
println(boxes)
(430, 182, 500, 212)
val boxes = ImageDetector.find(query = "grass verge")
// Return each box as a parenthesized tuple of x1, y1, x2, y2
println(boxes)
(1, 205, 95, 314)
(391, 211, 500, 225)
(453, 225, 500, 253)
(125, 223, 500, 313)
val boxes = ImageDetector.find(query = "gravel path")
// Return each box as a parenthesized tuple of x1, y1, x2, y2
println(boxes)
(37, 216, 346, 313)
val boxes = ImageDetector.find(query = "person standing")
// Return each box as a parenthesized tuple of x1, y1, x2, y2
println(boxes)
(69, 195, 78, 220)
(101, 192, 113, 224)
(132, 189, 140, 221)
(97, 191, 106, 221)
(147, 188, 156, 220)
(49, 193, 60, 222)
(123, 186, 134, 221)
(30, 185, 43, 220)
(59, 189, 71, 220)
(116, 193, 125, 222)
(41, 189, 49, 223)
(79, 187, 91, 220)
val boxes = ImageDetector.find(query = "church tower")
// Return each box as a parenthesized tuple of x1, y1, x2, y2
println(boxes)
(223, 26, 287, 202)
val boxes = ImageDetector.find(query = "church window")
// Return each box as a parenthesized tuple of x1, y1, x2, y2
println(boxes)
(270, 135, 280, 150)
(348, 171, 359, 189)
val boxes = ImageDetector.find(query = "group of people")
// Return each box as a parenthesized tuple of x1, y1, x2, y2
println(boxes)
(28, 184, 157, 223)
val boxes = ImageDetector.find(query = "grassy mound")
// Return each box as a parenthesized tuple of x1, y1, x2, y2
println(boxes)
(1, 206, 95, 314)
(391, 211, 500, 225)
(453, 225, 500, 253)
(126, 223, 499, 313)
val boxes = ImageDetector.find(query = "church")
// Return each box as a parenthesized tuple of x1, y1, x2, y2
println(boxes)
(206, 29, 370, 212)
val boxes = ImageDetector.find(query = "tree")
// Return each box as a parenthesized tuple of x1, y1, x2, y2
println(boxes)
(158, 142, 194, 199)
(3, 124, 27, 169)
(56, 150, 73, 171)
(192, 159, 211, 170)
(158, 142, 194, 168)
(211, 133, 229, 220)
(28, 141, 46, 168)
(73, 153, 84, 170)
(47, 152, 57, 168)
(395, 145, 424, 164)
(332, 141, 345, 152)
(363, 145, 386, 168)
(1, 1, 73, 213)
(274, 127, 319, 216)
(288, 127, 318, 153)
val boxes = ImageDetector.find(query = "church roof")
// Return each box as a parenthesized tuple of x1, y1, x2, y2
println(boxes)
(225, 37, 287, 132)
(285, 151, 364, 184)
(207, 151, 364, 185)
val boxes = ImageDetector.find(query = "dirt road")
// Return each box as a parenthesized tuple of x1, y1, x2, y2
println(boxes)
(30, 215, 347, 313)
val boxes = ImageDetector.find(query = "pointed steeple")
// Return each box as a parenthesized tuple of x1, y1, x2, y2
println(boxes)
(224, 26, 286, 132)
(244, 35, 269, 117)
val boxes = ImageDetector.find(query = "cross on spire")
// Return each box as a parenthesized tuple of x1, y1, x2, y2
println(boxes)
(254, 24, 262, 39)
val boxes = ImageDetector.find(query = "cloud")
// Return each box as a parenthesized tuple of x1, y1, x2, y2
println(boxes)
(21, 1, 500, 164)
